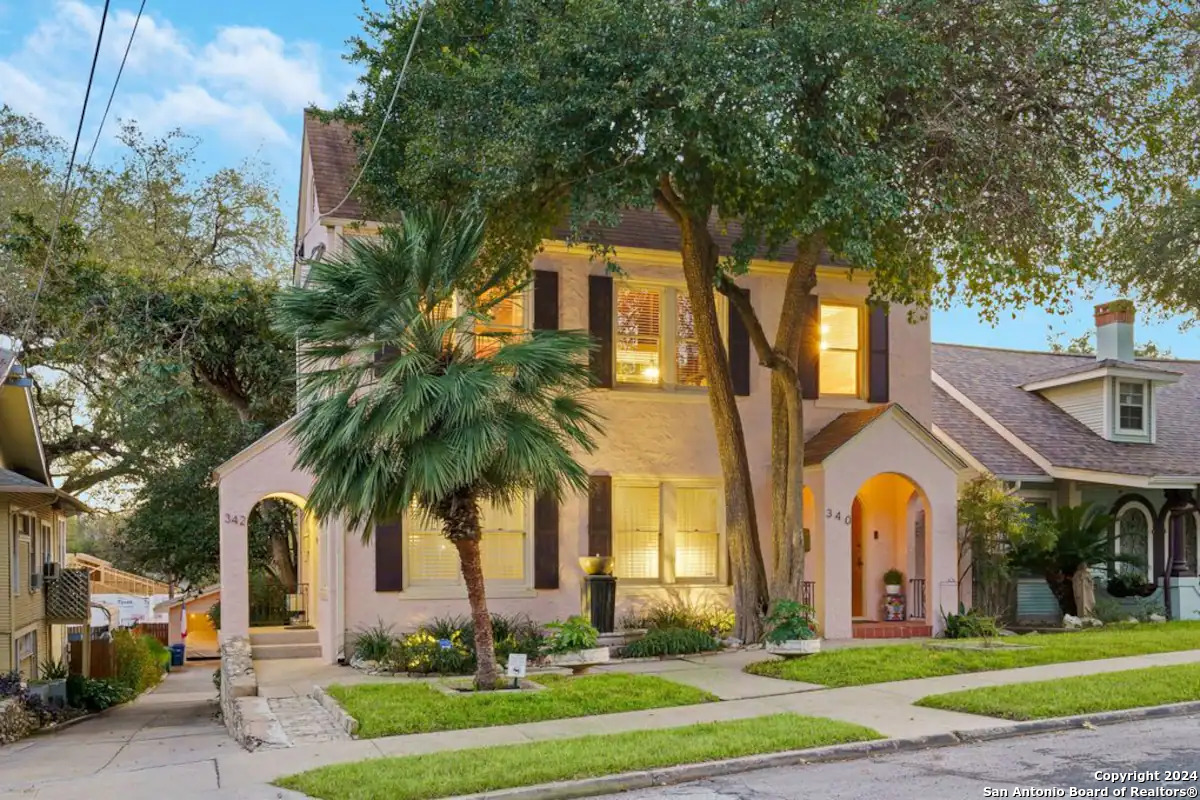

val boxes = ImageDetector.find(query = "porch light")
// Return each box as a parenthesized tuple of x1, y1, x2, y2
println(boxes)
(642, 366, 660, 380)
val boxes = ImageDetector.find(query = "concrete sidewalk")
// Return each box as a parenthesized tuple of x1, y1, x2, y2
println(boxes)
(7, 648, 1200, 798)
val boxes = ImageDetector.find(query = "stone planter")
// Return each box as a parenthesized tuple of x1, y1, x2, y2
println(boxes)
(766, 639, 821, 659)
(547, 647, 610, 675)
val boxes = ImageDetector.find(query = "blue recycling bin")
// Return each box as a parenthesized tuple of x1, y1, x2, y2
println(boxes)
(169, 643, 186, 667)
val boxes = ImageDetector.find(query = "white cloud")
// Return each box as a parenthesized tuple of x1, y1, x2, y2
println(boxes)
(199, 27, 330, 110)
(0, 1, 336, 154)
(125, 85, 291, 146)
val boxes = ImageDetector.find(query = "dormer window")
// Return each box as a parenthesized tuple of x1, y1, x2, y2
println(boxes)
(1116, 381, 1146, 433)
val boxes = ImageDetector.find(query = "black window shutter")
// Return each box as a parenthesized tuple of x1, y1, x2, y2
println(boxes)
(533, 493, 560, 590)
(587, 474, 613, 557)
(374, 517, 404, 592)
(867, 304, 890, 403)
(533, 270, 559, 331)
(588, 275, 614, 388)
(798, 295, 821, 399)
(728, 290, 751, 396)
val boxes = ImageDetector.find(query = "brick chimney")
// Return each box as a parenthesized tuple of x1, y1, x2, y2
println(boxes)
(1094, 300, 1135, 362)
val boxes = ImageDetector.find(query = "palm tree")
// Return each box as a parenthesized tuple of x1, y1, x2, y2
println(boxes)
(1009, 503, 1141, 617)
(273, 206, 601, 688)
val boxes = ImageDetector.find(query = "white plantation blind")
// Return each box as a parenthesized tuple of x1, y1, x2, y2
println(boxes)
(819, 304, 860, 396)
(614, 485, 661, 579)
(675, 294, 705, 387)
(475, 289, 526, 357)
(675, 486, 719, 579)
(406, 498, 528, 586)
(616, 288, 662, 384)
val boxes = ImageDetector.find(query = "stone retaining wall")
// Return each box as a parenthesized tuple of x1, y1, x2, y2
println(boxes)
(218, 636, 288, 750)
(0, 697, 35, 745)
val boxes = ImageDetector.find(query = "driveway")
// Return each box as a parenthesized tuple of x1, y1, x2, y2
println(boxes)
(0, 664, 259, 799)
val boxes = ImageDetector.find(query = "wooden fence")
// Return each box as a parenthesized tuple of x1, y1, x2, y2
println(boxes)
(68, 631, 115, 679)
(133, 622, 170, 647)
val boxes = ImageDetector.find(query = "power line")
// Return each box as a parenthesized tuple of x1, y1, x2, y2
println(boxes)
(295, 0, 431, 259)
(3, 0, 145, 381)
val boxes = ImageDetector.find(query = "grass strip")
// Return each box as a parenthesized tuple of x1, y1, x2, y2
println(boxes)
(327, 672, 716, 738)
(276, 713, 882, 800)
(914, 662, 1200, 720)
(747, 621, 1200, 687)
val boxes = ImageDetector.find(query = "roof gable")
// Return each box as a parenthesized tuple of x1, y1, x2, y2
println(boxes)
(805, 404, 966, 472)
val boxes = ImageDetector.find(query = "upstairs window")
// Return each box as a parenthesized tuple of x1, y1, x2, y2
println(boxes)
(615, 284, 717, 389)
(474, 290, 526, 357)
(819, 303, 861, 396)
(1117, 381, 1146, 433)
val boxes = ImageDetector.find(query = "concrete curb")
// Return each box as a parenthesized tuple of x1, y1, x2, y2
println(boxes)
(312, 685, 358, 737)
(446, 702, 1200, 800)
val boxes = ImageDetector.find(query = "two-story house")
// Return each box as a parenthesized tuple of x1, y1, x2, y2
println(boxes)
(1, 353, 89, 677)
(933, 302, 1200, 622)
(214, 113, 966, 661)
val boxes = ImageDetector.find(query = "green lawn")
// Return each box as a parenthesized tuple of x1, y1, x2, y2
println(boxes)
(915, 662, 1200, 720)
(327, 673, 716, 737)
(747, 621, 1200, 688)
(277, 714, 882, 800)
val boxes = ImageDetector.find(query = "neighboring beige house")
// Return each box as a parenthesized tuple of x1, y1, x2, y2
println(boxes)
(157, 586, 220, 660)
(933, 303, 1200, 622)
(1, 353, 89, 677)
(216, 113, 966, 662)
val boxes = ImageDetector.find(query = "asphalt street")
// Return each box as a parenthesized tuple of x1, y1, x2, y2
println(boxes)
(601, 714, 1200, 800)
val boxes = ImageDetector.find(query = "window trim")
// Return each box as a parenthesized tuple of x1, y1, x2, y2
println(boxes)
(817, 300, 865, 399)
(611, 477, 726, 587)
(401, 493, 535, 593)
(1115, 379, 1148, 434)
(1114, 502, 1154, 582)
(613, 280, 726, 392)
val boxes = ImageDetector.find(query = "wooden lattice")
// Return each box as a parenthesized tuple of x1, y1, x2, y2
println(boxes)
(45, 568, 90, 623)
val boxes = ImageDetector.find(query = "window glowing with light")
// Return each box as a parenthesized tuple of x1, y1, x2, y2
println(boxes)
(819, 304, 860, 396)
(616, 288, 662, 385)
(407, 498, 527, 586)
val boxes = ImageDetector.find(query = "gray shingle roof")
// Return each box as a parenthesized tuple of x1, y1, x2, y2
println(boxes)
(932, 343, 1200, 478)
(932, 384, 1047, 479)
(1021, 357, 1181, 385)
(0, 467, 52, 491)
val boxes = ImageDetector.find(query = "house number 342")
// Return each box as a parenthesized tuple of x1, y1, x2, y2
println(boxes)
(223, 513, 247, 526)
(825, 509, 852, 525)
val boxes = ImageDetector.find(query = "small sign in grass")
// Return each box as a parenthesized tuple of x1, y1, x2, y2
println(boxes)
(915, 662, 1200, 720)
(276, 713, 882, 800)
(327, 673, 716, 737)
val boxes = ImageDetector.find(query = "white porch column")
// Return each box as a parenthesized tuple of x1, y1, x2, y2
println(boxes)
(822, 473, 855, 640)
(928, 479, 959, 636)
(805, 470, 827, 632)
(218, 485, 251, 642)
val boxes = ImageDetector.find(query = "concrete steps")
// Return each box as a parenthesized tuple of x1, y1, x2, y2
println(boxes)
(250, 628, 321, 660)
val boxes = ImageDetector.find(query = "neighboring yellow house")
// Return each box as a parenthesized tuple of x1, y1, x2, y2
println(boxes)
(0, 352, 90, 677)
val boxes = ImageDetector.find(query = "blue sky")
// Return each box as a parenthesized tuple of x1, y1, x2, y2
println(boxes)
(1, 0, 1195, 357)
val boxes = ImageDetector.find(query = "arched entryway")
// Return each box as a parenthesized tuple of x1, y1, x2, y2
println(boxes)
(246, 493, 318, 630)
(848, 473, 931, 629)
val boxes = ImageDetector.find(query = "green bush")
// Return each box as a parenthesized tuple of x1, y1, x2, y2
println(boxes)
(764, 600, 818, 644)
(67, 674, 133, 711)
(622, 598, 735, 638)
(622, 627, 720, 658)
(387, 630, 474, 675)
(464, 613, 544, 662)
(144, 636, 171, 672)
(942, 603, 999, 639)
(113, 630, 163, 694)
(351, 620, 398, 662)
(208, 602, 221, 630)
(544, 616, 600, 654)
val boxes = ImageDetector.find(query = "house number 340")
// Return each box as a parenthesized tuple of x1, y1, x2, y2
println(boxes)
(223, 513, 247, 526)
(825, 509, 852, 525)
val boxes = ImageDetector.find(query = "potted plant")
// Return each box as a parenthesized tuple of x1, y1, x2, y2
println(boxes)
(764, 600, 821, 657)
(883, 568, 904, 595)
(544, 616, 609, 674)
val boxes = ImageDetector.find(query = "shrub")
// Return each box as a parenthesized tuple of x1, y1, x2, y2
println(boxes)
(0, 671, 22, 698)
(764, 600, 818, 644)
(1104, 572, 1157, 599)
(144, 636, 171, 672)
(463, 613, 544, 662)
(883, 568, 904, 586)
(351, 620, 398, 662)
(543, 616, 600, 654)
(208, 602, 221, 630)
(942, 603, 999, 639)
(423, 615, 470, 641)
(70, 677, 133, 711)
(112, 630, 162, 694)
(622, 627, 720, 658)
(39, 658, 69, 680)
(387, 630, 473, 675)
(622, 598, 734, 638)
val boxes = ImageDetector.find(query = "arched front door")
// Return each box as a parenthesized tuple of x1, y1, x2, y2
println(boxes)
(851, 497, 864, 617)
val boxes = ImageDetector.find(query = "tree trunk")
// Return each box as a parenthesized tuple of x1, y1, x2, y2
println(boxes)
(455, 537, 501, 689)
(656, 179, 770, 643)
(1045, 570, 1077, 617)
(1072, 563, 1096, 619)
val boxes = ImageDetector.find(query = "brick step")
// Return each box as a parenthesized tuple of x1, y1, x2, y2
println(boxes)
(251, 642, 323, 660)
(852, 622, 932, 639)
(249, 628, 319, 646)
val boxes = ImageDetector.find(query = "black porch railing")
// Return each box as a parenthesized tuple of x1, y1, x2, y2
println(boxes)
(909, 578, 927, 620)
(800, 581, 816, 611)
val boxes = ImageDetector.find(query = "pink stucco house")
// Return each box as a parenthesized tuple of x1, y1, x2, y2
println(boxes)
(215, 113, 966, 662)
